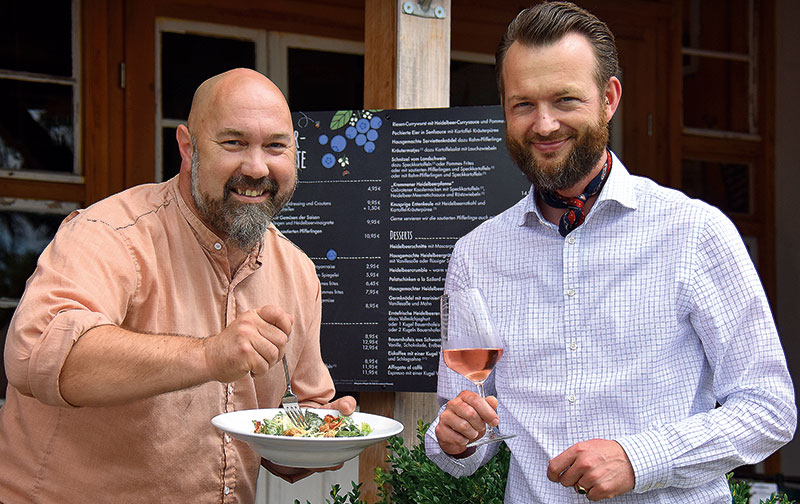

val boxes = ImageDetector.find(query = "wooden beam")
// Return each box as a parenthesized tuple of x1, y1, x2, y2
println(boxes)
(364, 0, 397, 109)
(359, 2, 450, 502)
(359, 2, 399, 499)
(395, 0, 450, 109)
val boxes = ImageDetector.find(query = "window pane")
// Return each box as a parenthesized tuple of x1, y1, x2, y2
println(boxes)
(161, 32, 257, 120)
(288, 48, 363, 111)
(683, 57, 750, 133)
(0, 207, 69, 299)
(0, 79, 74, 173)
(162, 127, 181, 181)
(450, 60, 498, 107)
(682, 0, 750, 54)
(0, 2, 73, 76)
(682, 159, 750, 214)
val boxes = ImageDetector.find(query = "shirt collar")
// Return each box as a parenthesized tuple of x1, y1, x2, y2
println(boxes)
(518, 150, 638, 227)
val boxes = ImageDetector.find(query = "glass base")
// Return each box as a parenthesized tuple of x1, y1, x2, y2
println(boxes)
(466, 431, 516, 448)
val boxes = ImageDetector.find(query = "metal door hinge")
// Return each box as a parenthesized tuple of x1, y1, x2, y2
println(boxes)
(402, 0, 446, 19)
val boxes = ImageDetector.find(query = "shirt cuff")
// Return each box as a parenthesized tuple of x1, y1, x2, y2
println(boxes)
(615, 429, 673, 493)
(28, 309, 114, 407)
(423, 416, 487, 477)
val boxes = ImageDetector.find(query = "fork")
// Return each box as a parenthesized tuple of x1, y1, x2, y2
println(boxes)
(281, 355, 308, 429)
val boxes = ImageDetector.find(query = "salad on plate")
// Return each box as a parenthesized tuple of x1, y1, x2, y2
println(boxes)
(253, 411, 373, 438)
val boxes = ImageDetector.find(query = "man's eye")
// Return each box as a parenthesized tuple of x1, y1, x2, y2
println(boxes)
(221, 140, 242, 147)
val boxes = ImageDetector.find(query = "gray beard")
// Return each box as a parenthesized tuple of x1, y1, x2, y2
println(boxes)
(190, 147, 288, 251)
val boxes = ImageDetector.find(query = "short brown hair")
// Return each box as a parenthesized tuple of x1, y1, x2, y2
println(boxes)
(495, 1, 619, 97)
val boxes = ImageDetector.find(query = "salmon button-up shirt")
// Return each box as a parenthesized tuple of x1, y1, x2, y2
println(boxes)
(0, 177, 335, 503)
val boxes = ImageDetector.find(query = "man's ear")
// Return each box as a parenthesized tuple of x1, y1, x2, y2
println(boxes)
(176, 125, 194, 173)
(604, 77, 622, 122)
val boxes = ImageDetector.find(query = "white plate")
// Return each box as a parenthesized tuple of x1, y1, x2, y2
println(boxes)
(211, 408, 404, 468)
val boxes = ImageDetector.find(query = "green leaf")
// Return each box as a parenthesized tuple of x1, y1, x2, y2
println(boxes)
(330, 110, 353, 130)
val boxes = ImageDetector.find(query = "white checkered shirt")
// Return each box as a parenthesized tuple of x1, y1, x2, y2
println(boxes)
(425, 152, 796, 503)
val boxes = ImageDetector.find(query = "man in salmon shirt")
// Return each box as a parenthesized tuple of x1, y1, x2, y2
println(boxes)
(0, 68, 354, 503)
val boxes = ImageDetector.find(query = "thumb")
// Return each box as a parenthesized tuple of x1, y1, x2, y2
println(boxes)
(323, 396, 357, 416)
(255, 305, 293, 336)
(486, 395, 499, 410)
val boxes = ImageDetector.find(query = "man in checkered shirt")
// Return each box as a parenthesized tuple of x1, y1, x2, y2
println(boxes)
(425, 2, 796, 502)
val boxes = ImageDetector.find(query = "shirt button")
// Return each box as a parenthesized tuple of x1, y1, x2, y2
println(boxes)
(567, 289, 575, 297)
(227, 384, 233, 394)
(568, 394, 577, 403)
(214, 242, 222, 250)
(569, 341, 578, 351)
(567, 236, 576, 245)
(225, 434, 231, 443)
(224, 486, 230, 495)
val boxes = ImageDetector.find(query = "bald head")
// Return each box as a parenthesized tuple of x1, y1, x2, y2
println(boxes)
(187, 68, 290, 135)
(175, 68, 297, 249)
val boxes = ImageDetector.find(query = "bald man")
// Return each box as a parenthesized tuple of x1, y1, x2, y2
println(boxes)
(0, 68, 354, 503)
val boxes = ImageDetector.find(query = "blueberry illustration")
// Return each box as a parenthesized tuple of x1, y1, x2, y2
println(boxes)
(366, 129, 378, 141)
(370, 116, 383, 129)
(326, 249, 337, 261)
(355, 133, 367, 146)
(321, 153, 336, 168)
(318, 134, 329, 145)
(345, 126, 357, 139)
(364, 141, 375, 153)
(330, 135, 346, 152)
(356, 118, 370, 133)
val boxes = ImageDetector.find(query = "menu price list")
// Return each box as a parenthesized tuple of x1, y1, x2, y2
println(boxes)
(274, 106, 528, 392)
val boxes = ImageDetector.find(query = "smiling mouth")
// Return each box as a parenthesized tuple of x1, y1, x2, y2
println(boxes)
(233, 188, 267, 197)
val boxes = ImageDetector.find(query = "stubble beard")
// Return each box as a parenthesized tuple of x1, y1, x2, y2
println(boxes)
(190, 147, 296, 251)
(506, 111, 610, 193)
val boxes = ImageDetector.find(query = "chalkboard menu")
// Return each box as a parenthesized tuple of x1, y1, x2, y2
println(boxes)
(275, 106, 529, 392)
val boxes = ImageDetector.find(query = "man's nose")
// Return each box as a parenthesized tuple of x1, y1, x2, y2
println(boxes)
(240, 147, 270, 179)
(531, 107, 560, 137)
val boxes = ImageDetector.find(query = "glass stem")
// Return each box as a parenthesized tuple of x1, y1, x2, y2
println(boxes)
(475, 381, 497, 436)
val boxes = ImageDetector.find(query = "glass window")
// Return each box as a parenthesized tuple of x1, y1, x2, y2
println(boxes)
(0, 0, 79, 179)
(683, 57, 751, 133)
(450, 59, 498, 107)
(0, 79, 75, 173)
(681, 159, 750, 214)
(287, 48, 364, 111)
(0, 3, 73, 76)
(682, 0, 750, 54)
(681, 0, 756, 136)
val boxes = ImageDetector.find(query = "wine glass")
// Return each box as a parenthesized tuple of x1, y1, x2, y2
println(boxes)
(440, 287, 516, 447)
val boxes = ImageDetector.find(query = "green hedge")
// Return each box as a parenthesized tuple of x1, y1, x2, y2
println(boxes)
(296, 420, 795, 504)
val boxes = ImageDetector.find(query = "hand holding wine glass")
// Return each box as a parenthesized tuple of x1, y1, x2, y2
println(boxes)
(440, 288, 515, 448)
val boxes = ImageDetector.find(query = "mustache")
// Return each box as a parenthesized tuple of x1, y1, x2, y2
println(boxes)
(527, 132, 571, 143)
(224, 175, 278, 195)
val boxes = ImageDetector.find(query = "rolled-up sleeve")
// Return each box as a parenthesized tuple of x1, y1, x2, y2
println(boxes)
(5, 212, 138, 406)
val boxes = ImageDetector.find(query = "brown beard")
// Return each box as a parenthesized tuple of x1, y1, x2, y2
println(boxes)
(506, 111, 610, 192)
(190, 147, 296, 250)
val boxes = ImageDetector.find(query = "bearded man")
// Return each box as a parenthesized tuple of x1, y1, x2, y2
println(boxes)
(425, 2, 795, 503)
(0, 68, 355, 503)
